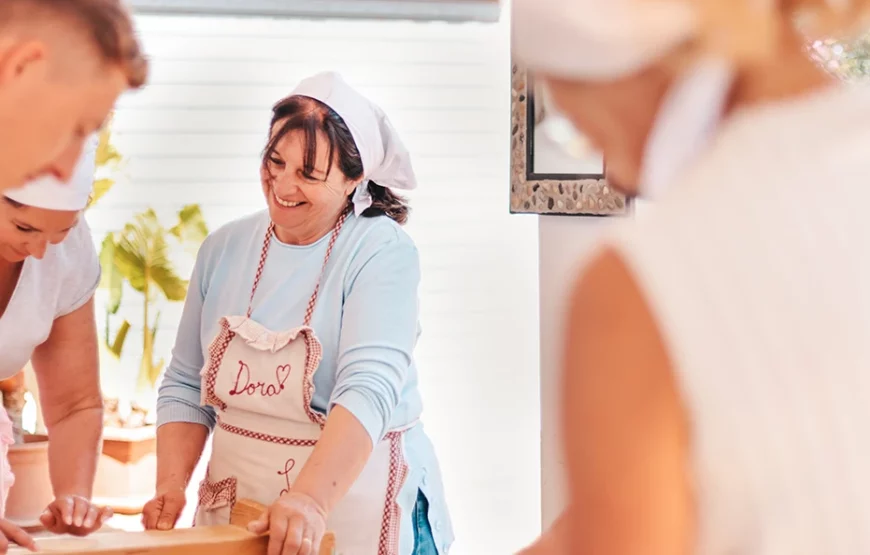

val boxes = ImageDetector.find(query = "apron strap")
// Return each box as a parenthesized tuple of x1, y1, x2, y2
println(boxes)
(247, 212, 348, 324)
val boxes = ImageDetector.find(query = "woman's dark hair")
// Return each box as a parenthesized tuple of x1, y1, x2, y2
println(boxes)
(262, 95, 410, 225)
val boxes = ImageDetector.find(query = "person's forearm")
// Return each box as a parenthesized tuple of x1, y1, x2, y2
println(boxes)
(291, 405, 374, 513)
(156, 422, 209, 491)
(47, 406, 103, 499)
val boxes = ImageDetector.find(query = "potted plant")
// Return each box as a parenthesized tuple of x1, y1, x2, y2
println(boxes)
(1, 121, 210, 518)
(92, 204, 208, 513)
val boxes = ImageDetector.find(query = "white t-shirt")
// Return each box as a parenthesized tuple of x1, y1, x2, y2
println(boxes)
(603, 83, 870, 554)
(0, 218, 100, 379)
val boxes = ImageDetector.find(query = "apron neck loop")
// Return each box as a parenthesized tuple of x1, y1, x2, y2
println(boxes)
(247, 212, 349, 322)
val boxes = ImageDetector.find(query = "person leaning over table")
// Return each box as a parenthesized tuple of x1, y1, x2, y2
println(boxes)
(513, 0, 870, 554)
(0, 0, 148, 193)
(0, 137, 113, 553)
(143, 71, 454, 555)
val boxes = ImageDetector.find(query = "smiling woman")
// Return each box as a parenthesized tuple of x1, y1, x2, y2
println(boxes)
(147, 72, 453, 555)
(261, 93, 412, 246)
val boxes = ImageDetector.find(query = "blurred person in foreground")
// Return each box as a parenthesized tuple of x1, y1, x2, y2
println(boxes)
(513, 0, 870, 553)
(0, 0, 148, 192)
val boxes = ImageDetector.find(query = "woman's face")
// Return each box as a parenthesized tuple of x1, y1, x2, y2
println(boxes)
(543, 64, 674, 196)
(261, 126, 359, 245)
(0, 199, 79, 262)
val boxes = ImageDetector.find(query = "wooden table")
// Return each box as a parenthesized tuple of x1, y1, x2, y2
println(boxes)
(7, 500, 336, 555)
(8, 526, 269, 555)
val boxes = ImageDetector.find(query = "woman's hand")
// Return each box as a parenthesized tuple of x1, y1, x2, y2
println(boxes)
(142, 484, 187, 531)
(39, 495, 112, 536)
(248, 492, 327, 555)
(0, 519, 36, 553)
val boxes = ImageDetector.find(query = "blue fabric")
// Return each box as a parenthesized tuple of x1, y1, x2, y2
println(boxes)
(413, 489, 439, 555)
(156, 209, 454, 554)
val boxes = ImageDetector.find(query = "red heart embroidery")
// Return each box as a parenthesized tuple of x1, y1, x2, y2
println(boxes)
(275, 364, 291, 390)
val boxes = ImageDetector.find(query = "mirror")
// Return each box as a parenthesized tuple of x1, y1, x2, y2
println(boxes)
(510, 63, 629, 215)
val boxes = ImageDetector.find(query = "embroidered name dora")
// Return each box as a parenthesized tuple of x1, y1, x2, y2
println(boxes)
(228, 360, 292, 397)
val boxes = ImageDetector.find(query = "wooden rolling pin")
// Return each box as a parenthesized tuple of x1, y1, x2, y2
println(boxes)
(6, 498, 335, 555)
(231, 498, 336, 555)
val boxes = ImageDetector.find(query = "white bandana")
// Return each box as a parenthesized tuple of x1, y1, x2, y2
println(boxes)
(5, 134, 98, 211)
(290, 72, 418, 215)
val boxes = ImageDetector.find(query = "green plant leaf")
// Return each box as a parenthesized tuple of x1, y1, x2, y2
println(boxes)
(112, 209, 187, 300)
(88, 178, 115, 209)
(106, 320, 131, 359)
(149, 310, 165, 387)
(136, 311, 165, 390)
(95, 120, 122, 168)
(169, 204, 209, 246)
(151, 264, 188, 302)
(112, 215, 151, 293)
(98, 234, 123, 314)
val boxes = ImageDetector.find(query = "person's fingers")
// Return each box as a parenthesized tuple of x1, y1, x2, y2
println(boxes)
(281, 517, 306, 555)
(247, 508, 270, 535)
(68, 504, 112, 537)
(40, 503, 65, 534)
(141, 497, 162, 530)
(0, 519, 36, 551)
(80, 504, 101, 531)
(267, 511, 289, 555)
(310, 528, 324, 555)
(71, 496, 90, 528)
(156, 494, 185, 531)
(298, 533, 314, 555)
(0, 530, 9, 555)
(99, 506, 114, 526)
(39, 507, 57, 531)
(56, 496, 75, 527)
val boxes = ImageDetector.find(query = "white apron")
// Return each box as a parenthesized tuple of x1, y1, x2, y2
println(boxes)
(195, 214, 410, 555)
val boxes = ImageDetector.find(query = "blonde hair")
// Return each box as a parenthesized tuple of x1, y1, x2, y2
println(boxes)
(677, 0, 870, 66)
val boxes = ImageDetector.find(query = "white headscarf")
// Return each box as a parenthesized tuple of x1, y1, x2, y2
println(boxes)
(290, 72, 418, 215)
(5, 134, 99, 211)
(512, 0, 734, 198)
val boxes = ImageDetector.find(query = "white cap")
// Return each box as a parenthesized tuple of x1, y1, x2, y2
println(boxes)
(512, 0, 698, 81)
(290, 72, 417, 215)
(5, 134, 99, 211)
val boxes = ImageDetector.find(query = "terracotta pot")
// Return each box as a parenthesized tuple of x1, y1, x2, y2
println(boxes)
(6, 434, 51, 529)
(92, 426, 157, 515)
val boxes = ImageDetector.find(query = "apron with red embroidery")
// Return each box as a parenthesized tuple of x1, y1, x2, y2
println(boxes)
(194, 214, 409, 555)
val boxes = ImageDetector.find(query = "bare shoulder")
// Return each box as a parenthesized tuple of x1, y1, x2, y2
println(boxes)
(561, 246, 693, 555)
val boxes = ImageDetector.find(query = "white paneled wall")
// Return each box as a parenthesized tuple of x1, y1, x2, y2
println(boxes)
(86, 13, 540, 554)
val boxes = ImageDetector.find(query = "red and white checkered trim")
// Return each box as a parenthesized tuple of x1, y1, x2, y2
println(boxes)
(202, 318, 233, 411)
(378, 432, 409, 555)
(303, 212, 347, 327)
(217, 417, 318, 447)
(196, 473, 237, 513)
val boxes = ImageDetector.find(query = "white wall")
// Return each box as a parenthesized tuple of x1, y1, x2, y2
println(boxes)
(86, 12, 541, 554)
